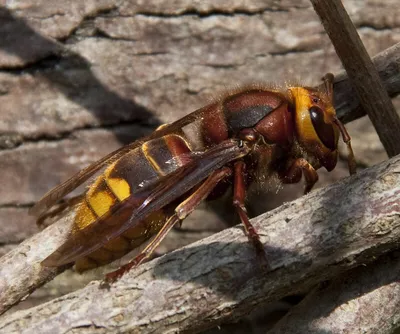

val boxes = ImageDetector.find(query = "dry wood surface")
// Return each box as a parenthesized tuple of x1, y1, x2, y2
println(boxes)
(1, 42, 400, 319)
(1, 0, 400, 333)
(0, 154, 399, 333)
(269, 250, 400, 334)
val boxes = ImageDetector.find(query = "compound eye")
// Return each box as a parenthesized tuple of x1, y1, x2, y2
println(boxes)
(309, 106, 336, 151)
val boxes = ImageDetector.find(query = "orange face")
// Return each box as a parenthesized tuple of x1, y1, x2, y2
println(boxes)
(289, 86, 340, 171)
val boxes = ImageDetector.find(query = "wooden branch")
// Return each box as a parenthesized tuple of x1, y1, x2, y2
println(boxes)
(333, 41, 400, 123)
(1, 3, 399, 331)
(310, 0, 400, 157)
(269, 251, 400, 334)
(0, 39, 399, 323)
(0, 211, 74, 315)
(0, 155, 399, 333)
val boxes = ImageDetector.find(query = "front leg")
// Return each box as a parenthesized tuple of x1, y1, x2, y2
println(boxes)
(279, 158, 319, 194)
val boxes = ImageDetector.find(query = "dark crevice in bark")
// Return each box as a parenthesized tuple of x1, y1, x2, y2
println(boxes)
(357, 23, 400, 31)
(0, 203, 34, 209)
(0, 121, 157, 152)
(0, 54, 65, 73)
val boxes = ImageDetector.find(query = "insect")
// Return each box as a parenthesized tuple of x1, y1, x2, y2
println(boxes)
(30, 73, 356, 282)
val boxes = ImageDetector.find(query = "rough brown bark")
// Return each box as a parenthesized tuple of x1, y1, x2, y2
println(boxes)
(1, 1, 400, 332)
(0, 155, 399, 333)
(269, 251, 400, 334)
(0, 48, 399, 315)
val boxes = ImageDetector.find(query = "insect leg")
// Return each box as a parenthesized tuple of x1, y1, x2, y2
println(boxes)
(333, 117, 357, 175)
(105, 167, 233, 282)
(280, 158, 319, 194)
(232, 161, 269, 267)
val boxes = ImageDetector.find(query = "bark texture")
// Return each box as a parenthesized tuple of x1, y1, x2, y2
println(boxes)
(0, 154, 399, 333)
(1, 43, 399, 317)
(269, 250, 400, 334)
(0, 0, 400, 332)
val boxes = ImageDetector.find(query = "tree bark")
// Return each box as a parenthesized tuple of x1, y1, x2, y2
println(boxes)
(332, 41, 400, 123)
(269, 250, 400, 334)
(0, 154, 399, 333)
(1, 45, 400, 314)
(1, 1, 400, 332)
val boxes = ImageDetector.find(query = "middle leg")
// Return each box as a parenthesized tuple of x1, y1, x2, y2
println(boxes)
(233, 160, 269, 267)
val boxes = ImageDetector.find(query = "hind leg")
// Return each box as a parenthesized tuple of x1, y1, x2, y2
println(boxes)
(105, 167, 232, 282)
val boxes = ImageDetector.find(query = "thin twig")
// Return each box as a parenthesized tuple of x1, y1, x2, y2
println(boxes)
(310, 0, 400, 157)
(332, 42, 400, 123)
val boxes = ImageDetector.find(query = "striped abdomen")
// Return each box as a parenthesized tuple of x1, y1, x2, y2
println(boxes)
(73, 88, 291, 271)
(74, 134, 192, 271)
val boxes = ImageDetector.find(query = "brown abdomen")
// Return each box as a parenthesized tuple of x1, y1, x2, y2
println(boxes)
(74, 134, 192, 271)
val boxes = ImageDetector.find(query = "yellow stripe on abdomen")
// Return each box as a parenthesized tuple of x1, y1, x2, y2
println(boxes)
(74, 201, 97, 231)
(86, 176, 117, 217)
(74, 175, 118, 231)
(106, 177, 130, 201)
(88, 190, 115, 217)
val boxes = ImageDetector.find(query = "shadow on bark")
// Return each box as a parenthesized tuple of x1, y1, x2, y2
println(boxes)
(0, 7, 160, 146)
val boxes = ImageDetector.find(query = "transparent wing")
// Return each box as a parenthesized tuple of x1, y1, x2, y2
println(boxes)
(42, 139, 248, 266)
(30, 105, 210, 217)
